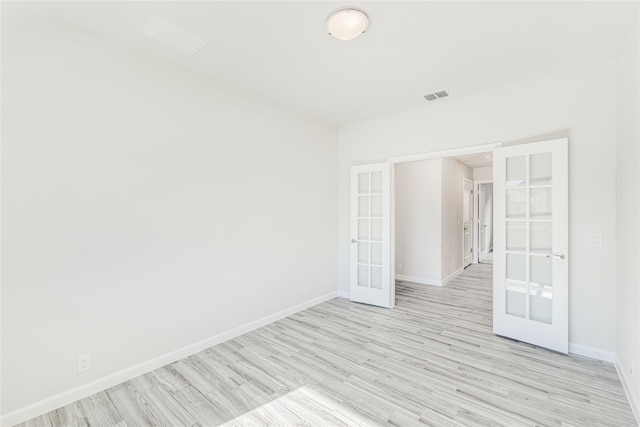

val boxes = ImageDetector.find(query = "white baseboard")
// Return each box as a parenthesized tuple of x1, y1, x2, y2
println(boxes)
(568, 342, 616, 363)
(615, 355, 640, 425)
(395, 268, 464, 287)
(1, 291, 339, 427)
(337, 290, 350, 299)
(395, 274, 443, 286)
(441, 267, 464, 285)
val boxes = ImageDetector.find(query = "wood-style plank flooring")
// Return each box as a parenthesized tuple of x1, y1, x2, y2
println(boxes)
(17, 264, 636, 426)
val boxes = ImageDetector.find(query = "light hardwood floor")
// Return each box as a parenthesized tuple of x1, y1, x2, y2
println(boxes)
(17, 264, 636, 426)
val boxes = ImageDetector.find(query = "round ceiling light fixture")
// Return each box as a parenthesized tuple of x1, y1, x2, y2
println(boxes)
(327, 8, 369, 41)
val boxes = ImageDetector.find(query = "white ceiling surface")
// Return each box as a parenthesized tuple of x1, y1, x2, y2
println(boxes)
(3, 1, 636, 126)
(453, 153, 493, 169)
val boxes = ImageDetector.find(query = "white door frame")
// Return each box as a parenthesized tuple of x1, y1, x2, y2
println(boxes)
(473, 179, 493, 264)
(463, 177, 474, 268)
(387, 142, 502, 293)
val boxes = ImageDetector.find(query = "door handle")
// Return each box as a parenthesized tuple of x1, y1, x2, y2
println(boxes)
(351, 239, 359, 243)
(546, 253, 566, 260)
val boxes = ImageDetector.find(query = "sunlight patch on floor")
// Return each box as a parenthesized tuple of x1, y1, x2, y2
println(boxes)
(220, 385, 372, 426)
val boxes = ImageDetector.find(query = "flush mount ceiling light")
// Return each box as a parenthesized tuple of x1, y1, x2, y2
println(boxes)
(327, 8, 369, 41)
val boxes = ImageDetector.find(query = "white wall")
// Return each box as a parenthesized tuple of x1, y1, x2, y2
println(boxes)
(338, 60, 618, 355)
(394, 158, 472, 285)
(473, 166, 493, 181)
(615, 15, 640, 416)
(440, 158, 472, 278)
(1, 22, 338, 416)
(394, 159, 442, 283)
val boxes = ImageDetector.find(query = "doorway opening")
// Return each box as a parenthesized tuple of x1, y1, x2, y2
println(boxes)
(349, 138, 568, 354)
(393, 150, 494, 288)
(476, 181, 494, 265)
(347, 141, 500, 310)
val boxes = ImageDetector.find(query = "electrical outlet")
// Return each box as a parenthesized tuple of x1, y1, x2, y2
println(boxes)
(304, 285, 309, 296)
(397, 264, 403, 272)
(590, 233, 602, 247)
(78, 354, 91, 374)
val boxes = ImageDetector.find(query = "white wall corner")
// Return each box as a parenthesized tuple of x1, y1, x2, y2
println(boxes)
(441, 267, 464, 285)
(616, 355, 640, 426)
(396, 274, 443, 286)
(0, 291, 339, 427)
(568, 342, 616, 363)
(337, 290, 350, 299)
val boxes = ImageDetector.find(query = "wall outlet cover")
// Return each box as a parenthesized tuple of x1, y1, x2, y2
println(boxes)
(78, 354, 91, 374)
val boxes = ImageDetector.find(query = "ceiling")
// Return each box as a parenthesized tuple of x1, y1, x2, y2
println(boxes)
(453, 153, 493, 169)
(3, 1, 637, 126)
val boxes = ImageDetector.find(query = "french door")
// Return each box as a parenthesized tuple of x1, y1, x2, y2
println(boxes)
(493, 138, 569, 353)
(349, 163, 393, 308)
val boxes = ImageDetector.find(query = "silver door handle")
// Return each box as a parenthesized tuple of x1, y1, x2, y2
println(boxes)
(546, 253, 566, 260)
(351, 239, 358, 243)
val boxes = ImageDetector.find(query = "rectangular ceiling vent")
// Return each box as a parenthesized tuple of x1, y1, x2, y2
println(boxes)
(423, 89, 450, 102)
(143, 17, 207, 54)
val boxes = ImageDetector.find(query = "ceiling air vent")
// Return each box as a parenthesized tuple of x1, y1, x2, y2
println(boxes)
(143, 17, 207, 54)
(423, 89, 450, 102)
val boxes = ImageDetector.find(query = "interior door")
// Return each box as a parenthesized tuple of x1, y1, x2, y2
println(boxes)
(478, 183, 493, 263)
(463, 178, 473, 267)
(478, 184, 487, 262)
(493, 138, 568, 353)
(350, 163, 393, 308)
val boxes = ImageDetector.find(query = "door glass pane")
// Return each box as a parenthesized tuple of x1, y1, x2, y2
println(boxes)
(358, 242, 369, 264)
(371, 243, 382, 265)
(371, 195, 382, 217)
(506, 189, 526, 218)
(358, 195, 369, 217)
(371, 172, 382, 193)
(506, 286, 526, 318)
(506, 221, 525, 251)
(530, 256, 552, 289)
(530, 153, 552, 185)
(371, 267, 382, 289)
(530, 222, 552, 253)
(530, 188, 552, 219)
(358, 172, 369, 194)
(371, 219, 382, 241)
(506, 156, 526, 187)
(530, 289, 552, 324)
(358, 219, 369, 240)
(358, 265, 369, 287)
(506, 253, 525, 282)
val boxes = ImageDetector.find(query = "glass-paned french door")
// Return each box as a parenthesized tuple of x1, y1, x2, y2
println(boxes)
(350, 163, 392, 308)
(493, 138, 568, 353)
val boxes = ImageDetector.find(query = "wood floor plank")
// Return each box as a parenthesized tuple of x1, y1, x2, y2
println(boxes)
(14, 264, 637, 426)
